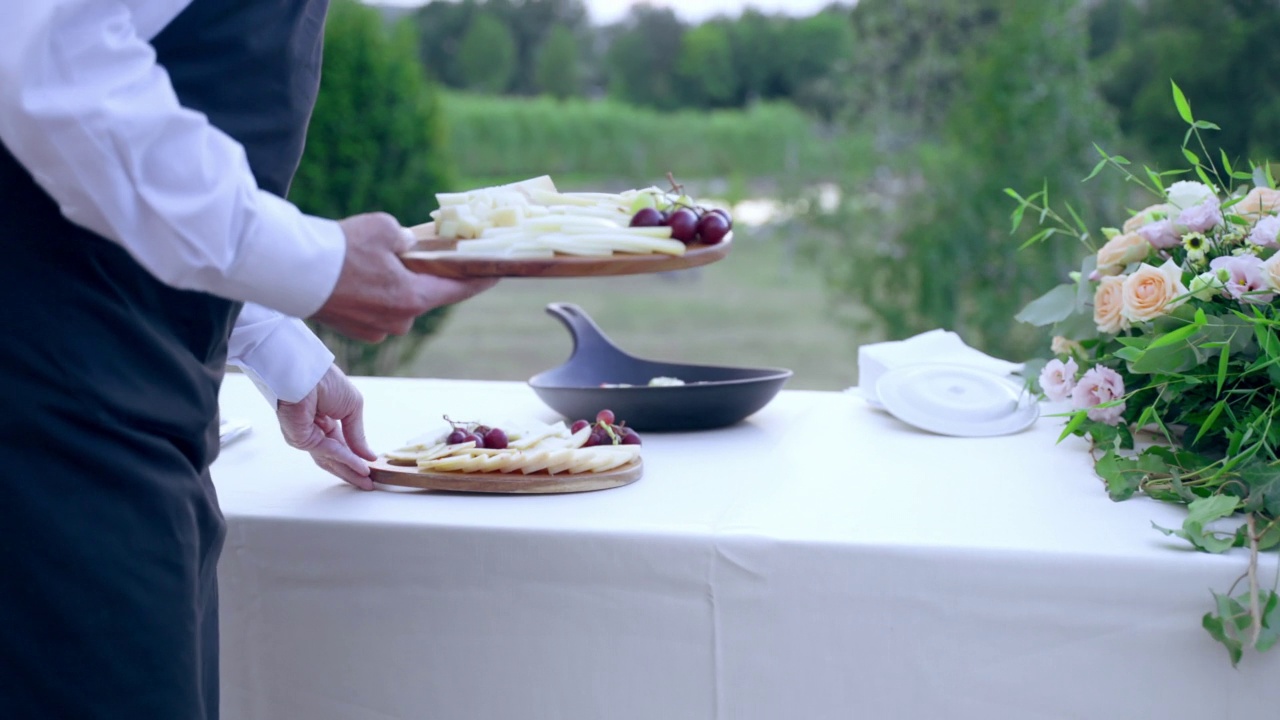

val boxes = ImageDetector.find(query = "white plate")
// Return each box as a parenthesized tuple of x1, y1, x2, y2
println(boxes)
(874, 363, 1038, 437)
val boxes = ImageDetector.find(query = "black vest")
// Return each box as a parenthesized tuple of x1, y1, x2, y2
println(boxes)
(0, 0, 329, 471)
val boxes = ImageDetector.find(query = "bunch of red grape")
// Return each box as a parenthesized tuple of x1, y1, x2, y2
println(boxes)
(570, 409, 642, 446)
(444, 417, 509, 449)
(628, 175, 733, 246)
(631, 205, 732, 246)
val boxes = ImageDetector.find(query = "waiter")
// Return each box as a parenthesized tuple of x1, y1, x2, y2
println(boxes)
(0, 1, 495, 717)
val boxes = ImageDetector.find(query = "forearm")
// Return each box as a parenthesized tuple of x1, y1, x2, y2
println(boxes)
(228, 303, 334, 406)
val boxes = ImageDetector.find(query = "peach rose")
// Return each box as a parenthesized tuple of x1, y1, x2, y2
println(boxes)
(1122, 204, 1173, 233)
(1121, 259, 1189, 323)
(1096, 231, 1151, 275)
(1235, 186, 1280, 223)
(1094, 275, 1128, 334)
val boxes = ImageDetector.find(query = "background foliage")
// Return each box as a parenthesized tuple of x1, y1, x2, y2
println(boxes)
(290, 0, 454, 375)
(312, 0, 1280, 374)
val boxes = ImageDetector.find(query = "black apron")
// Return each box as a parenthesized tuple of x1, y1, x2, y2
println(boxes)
(0, 1, 328, 717)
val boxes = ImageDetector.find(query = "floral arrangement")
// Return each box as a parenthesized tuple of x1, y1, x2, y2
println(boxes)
(1009, 82, 1280, 665)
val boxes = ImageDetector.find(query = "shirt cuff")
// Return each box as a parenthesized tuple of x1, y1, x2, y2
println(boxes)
(229, 317, 335, 405)
(226, 193, 346, 319)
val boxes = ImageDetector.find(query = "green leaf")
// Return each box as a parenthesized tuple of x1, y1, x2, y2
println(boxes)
(1015, 284, 1076, 326)
(1204, 594, 1245, 666)
(1145, 314, 1204, 350)
(1194, 400, 1227, 446)
(1154, 495, 1241, 553)
(1216, 342, 1230, 396)
(1172, 80, 1194, 124)
(1057, 410, 1087, 443)
(1183, 148, 1200, 166)
(1256, 591, 1280, 652)
(1220, 150, 1234, 175)
(1083, 158, 1108, 183)
(1096, 450, 1139, 501)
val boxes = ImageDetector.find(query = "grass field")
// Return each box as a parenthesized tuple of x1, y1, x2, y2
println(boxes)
(407, 226, 869, 392)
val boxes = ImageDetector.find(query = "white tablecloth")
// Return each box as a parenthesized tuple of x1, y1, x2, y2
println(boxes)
(213, 374, 1278, 719)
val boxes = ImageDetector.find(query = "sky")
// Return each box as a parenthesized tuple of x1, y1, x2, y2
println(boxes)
(369, 0, 854, 25)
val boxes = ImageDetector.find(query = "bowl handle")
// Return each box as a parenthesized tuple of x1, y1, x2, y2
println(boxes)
(544, 303, 633, 364)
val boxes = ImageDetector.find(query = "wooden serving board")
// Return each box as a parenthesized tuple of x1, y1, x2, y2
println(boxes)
(369, 456, 643, 494)
(400, 222, 732, 279)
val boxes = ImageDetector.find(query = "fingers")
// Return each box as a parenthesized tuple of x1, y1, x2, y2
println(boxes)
(311, 435, 373, 490)
(408, 274, 500, 310)
(314, 453, 374, 491)
(339, 403, 378, 462)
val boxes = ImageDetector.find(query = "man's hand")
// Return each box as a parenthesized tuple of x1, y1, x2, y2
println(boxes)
(277, 364, 379, 491)
(311, 212, 497, 342)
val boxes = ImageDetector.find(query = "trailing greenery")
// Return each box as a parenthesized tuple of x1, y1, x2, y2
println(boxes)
(290, 0, 454, 376)
(439, 91, 868, 190)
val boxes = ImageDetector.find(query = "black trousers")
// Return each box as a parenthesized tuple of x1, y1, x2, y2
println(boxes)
(0, 400, 226, 719)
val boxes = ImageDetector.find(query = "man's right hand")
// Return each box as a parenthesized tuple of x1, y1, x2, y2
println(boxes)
(311, 212, 497, 342)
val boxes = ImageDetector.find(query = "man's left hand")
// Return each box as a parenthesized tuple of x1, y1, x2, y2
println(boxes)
(276, 364, 378, 490)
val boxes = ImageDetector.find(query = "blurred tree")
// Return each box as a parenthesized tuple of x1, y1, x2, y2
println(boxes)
(414, 0, 589, 96)
(1090, 0, 1280, 173)
(535, 24, 582, 99)
(726, 9, 782, 104)
(809, 0, 1125, 360)
(605, 6, 685, 109)
(290, 0, 456, 376)
(458, 10, 517, 92)
(675, 22, 737, 108)
(412, 0, 478, 87)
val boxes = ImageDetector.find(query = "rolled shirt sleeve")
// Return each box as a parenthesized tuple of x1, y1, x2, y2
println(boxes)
(0, 0, 346, 402)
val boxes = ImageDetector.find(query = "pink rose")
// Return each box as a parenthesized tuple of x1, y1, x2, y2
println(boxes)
(1071, 366, 1126, 425)
(1039, 357, 1079, 402)
(1137, 219, 1181, 250)
(1209, 254, 1274, 304)
(1176, 199, 1223, 233)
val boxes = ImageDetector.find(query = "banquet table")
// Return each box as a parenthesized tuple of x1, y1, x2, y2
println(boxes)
(213, 373, 1279, 720)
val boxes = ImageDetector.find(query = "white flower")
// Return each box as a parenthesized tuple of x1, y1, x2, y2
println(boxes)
(1167, 180, 1216, 210)
(1189, 270, 1227, 300)
(1039, 357, 1079, 402)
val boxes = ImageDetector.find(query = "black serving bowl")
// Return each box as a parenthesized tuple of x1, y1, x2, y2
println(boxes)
(527, 303, 793, 432)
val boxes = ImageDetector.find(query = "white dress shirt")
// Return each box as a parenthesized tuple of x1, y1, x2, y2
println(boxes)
(0, 0, 345, 404)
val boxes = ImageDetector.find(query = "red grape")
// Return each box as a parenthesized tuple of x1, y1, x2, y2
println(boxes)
(483, 427, 508, 449)
(446, 428, 468, 445)
(696, 212, 731, 245)
(584, 429, 606, 447)
(596, 409, 616, 425)
(570, 419, 590, 433)
(467, 431, 486, 449)
(631, 208, 664, 227)
(710, 208, 733, 229)
(666, 208, 699, 244)
(621, 429, 642, 445)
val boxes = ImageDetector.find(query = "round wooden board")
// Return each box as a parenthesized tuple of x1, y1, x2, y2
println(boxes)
(369, 456, 643, 494)
(399, 222, 731, 279)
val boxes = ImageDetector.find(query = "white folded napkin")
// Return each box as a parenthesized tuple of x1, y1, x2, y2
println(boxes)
(855, 329, 1024, 407)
